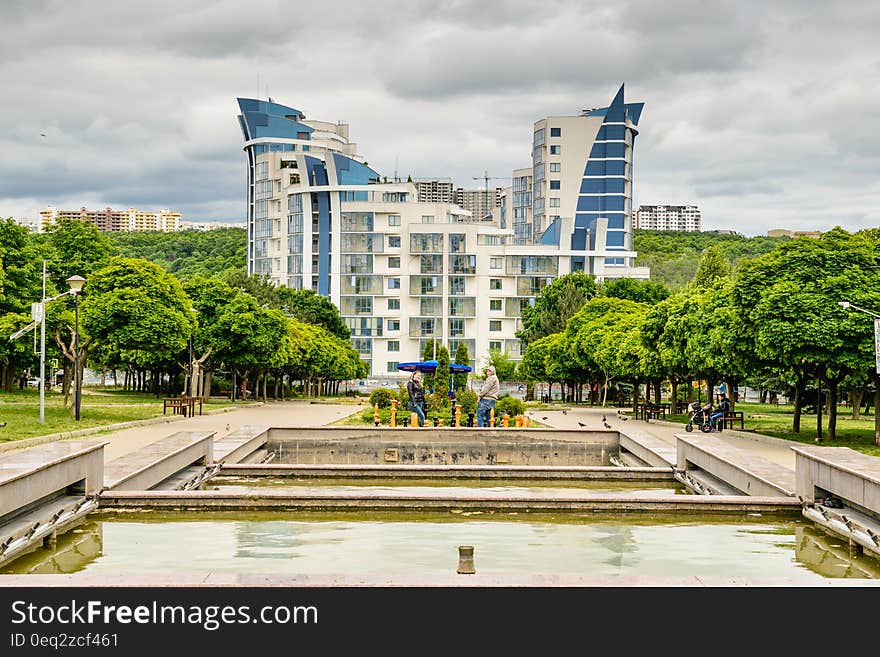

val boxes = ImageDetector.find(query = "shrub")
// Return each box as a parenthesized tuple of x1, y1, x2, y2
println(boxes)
(369, 387, 396, 409)
(455, 389, 478, 416)
(496, 395, 525, 417)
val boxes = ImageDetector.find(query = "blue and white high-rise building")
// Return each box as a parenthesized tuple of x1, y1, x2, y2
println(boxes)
(237, 86, 648, 376)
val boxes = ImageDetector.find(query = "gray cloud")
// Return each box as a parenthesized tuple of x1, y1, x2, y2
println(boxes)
(0, 0, 878, 235)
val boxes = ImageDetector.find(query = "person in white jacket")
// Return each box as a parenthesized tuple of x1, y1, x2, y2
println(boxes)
(477, 366, 500, 427)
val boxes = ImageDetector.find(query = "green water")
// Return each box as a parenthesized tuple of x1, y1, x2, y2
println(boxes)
(4, 511, 878, 580)
(208, 476, 689, 497)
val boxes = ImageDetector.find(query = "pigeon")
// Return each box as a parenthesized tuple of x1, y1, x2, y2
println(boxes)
(602, 415, 607, 422)
(578, 421, 587, 427)
(562, 409, 567, 415)
(226, 423, 230, 431)
(0, 422, 6, 428)
(620, 416, 628, 421)
(603, 422, 612, 429)
(542, 416, 548, 420)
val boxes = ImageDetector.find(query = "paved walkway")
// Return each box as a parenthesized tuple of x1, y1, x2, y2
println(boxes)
(531, 406, 797, 470)
(96, 401, 361, 462)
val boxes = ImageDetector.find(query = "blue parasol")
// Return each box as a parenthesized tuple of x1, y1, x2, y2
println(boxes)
(397, 360, 472, 374)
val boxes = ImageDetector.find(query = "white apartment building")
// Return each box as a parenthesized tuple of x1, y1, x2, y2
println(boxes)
(237, 87, 648, 377)
(634, 205, 701, 231)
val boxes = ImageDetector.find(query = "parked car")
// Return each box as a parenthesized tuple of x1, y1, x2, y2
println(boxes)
(26, 378, 41, 388)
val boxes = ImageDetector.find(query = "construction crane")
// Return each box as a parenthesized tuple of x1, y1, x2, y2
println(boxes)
(472, 171, 513, 217)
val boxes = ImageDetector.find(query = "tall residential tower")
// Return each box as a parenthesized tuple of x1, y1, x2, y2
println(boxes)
(237, 86, 647, 376)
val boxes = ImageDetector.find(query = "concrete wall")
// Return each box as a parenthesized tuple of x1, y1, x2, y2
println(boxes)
(794, 447, 880, 513)
(676, 436, 794, 497)
(267, 427, 618, 466)
(0, 442, 105, 521)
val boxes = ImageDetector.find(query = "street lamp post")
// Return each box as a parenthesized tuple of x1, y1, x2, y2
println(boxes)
(66, 275, 86, 421)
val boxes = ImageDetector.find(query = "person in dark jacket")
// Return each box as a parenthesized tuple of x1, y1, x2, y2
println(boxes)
(710, 394, 731, 431)
(406, 371, 426, 427)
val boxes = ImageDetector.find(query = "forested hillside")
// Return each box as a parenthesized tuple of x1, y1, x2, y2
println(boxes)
(109, 228, 246, 280)
(634, 230, 788, 289)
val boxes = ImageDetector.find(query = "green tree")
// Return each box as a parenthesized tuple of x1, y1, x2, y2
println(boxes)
(421, 338, 436, 390)
(517, 272, 598, 345)
(486, 349, 517, 382)
(278, 288, 350, 339)
(433, 345, 451, 409)
(453, 340, 470, 391)
(43, 217, 114, 292)
(602, 278, 670, 304)
(692, 245, 731, 290)
(109, 228, 246, 280)
(183, 276, 238, 399)
(733, 229, 880, 441)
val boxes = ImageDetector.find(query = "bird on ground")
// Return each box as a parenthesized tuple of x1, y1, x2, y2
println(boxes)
(562, 409, 567, 415)
(603, 422, 612, 429)
(226, 423, 230, 431)
(0, 422, 6, 428)
(621, 416, 628, 421)
(578, 421, 587, 427)
(542, 416, 548, 420)
(602, 415, 607, 422)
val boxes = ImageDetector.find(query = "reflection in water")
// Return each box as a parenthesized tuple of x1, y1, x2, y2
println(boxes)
(6, 522, 103, 574)
(2, 512, 876, 581)
(795, 525, 880, 579)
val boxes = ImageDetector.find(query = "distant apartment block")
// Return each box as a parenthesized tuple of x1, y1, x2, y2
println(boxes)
(181, 221, 245, 231)
(12, 216, 40, 233)
(455, 187, 504, 221)
(414, 179, 455, 204)
(634, 205, 701, 231)
(40, 207, 182, 233)
(767, 228, 822, 238)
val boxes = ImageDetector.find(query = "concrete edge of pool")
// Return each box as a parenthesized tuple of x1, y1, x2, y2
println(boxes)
(1, 573, 879, 587)
(97, 490, 802, 513)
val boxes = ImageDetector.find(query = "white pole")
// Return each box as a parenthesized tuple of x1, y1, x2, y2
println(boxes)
(39, 261, 46, 424)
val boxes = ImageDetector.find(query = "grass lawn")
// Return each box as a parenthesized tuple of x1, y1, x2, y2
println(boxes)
(0, 387, 234, 443)
(667, 401, 880, 457)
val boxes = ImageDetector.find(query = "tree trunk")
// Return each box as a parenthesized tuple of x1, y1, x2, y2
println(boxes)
(816, 373, 823, 442)
(793, 372, 805, 433)
(62, 366, 72, 407)
(851, 388, 863, 420)
(202, 370, 213, 403)
(671, 380, 679, 413)
(827, 377, 841, 441)
(874, 371, 880, 447)
(725, 380, 737, 411)
(705, 379, 714, 406)
(632, 381, 640, 415)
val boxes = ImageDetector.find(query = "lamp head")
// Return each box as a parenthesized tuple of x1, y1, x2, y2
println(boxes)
(838, 301, 851, 309)
(66, 275, 86, 294)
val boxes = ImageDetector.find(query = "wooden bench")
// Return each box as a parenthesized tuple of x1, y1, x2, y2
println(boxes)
(163, 396, 203, 417)
(639, 402, 668, 421)
(717, 411, 744, 431)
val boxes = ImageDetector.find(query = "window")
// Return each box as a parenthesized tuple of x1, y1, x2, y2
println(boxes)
(449, 276, 466, 295)
(550, 145, 561, 155)
(490, 299, 502, 311)
(549, 163, 561, 173)
(388, 299, 400, 310)
(549, 180, 561, 190)
(421, 215, 435, 224)
(387, 319, 400, 330)
(387, 361, 399, 373)
(388, 256, 400, 268)
(388, 235, 401, 248)
(549, 198, 560, 208)
(449, 233, 466, 253)
(489, 341, 502, 351)
(490, 278, 502, 290)
(550, 127, 561, 137)
(388, 340, 400, 352)
(490, 257, 503, 270)
(388, 215, 401, 227)
(387, 277, 401, 290)
(449, 318, 464, 337)
(489, 320, 502, 332)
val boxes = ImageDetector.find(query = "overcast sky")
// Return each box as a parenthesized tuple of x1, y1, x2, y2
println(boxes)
(1, 0, 878, 234)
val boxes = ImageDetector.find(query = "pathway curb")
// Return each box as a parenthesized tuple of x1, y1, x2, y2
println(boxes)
(0, 402, 265, 454)
(647, 418, 800, 450)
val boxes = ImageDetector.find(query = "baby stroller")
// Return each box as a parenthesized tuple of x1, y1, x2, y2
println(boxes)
(685, 401, 713, 433)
